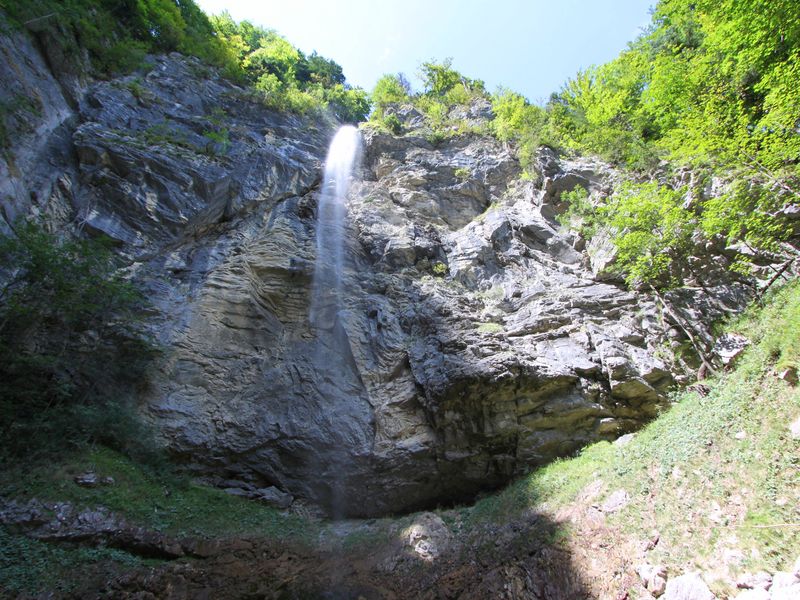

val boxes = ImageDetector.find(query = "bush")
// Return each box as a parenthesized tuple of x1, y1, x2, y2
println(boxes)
(369, 73, 410, 124)
(0, 223, 157, 459)
(383, 113, 402, 134)
(604, 182, 695, 287)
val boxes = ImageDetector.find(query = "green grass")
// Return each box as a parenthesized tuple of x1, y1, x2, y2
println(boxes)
(476, 322, 503, 334)
(0, 526, 155, 596)
(0, 447, 317, 541)
(0, 447, 319, 596)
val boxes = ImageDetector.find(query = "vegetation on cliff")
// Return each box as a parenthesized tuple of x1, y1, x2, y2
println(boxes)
(0, 0, 369, 121)
(0, 224, 156, 460)
(370, 0, 799, 288)
(0, 0, 798, 596)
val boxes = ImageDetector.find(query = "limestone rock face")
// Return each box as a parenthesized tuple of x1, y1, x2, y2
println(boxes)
(140, 119, 696, 517)
(0, 31, 752, 517)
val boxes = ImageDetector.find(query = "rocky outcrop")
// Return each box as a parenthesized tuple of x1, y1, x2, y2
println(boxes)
(0, 498, 186, 559)
(0, 28, 752, 518)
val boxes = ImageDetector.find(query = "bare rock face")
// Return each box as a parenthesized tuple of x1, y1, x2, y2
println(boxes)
(141, 119, 709, 517)
(0, 30, 752, 517)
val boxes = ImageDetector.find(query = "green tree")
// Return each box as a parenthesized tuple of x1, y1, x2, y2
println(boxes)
(419, 58, 462, 97)
(0, 223, 156, 456)
(603, 183, 695, 287)
(370, 74, 410, 120)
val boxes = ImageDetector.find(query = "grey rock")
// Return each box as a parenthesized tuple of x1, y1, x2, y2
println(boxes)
(615, 433, 636, 446)
(0, 29, 755, 518)
(600, 489, 630, 513)
(588, 228, 622, 282)
(402, 512, 452, 561)
(772, 571, 800, 589)
(638, 564, 668, 597)
(779, 367, 798, 385)
(772, 585, 800, 600)
(0, 498, 184, 559)
(255, 486, 294, 509)
(664, 573, 716, 600)
(74, 472, 114, 487)
(714, 333, 750, 366)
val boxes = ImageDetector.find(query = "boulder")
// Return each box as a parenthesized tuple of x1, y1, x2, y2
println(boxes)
(664, 573, 716, 600)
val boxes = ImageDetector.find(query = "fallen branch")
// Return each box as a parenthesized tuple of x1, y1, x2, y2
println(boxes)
(23, 12, 58, 26)
(741, 523, 800, 529)
(649, 284, 717, 376)
(755, 259, 794, 302)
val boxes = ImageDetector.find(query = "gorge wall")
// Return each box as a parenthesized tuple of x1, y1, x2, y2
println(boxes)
(0, 34, 751, 517)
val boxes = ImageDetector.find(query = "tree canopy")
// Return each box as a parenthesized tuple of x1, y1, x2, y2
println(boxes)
(2, 1, 370, 121)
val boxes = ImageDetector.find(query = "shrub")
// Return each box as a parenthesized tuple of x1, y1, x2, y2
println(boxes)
(383, 113, 402, 134)
(0, 223, 157, 459)
(556, 185, 595, 234)
(603, 182, 695, 287)
(370, 74, 410, 120)
(419, 58, 462, 97)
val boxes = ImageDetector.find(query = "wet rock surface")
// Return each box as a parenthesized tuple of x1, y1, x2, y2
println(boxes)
(0, 31, 754, 518)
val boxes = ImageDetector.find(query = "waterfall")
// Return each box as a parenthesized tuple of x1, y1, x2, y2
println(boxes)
(309, 125, 362, 329)
(308, 125, 364, 519)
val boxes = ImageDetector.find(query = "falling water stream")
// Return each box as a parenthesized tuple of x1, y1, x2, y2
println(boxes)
(309, 125, 362, 329)
(308, 125, 364, 519)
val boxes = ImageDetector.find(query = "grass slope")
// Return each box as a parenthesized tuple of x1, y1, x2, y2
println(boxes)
(452, 281, 800, 597)
(0, 449, 318, 596)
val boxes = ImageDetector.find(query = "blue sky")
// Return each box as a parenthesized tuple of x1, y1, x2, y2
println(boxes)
(195, 0, 655, 102)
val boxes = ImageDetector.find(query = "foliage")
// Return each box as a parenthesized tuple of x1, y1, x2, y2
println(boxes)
(699, 178, 788, 251)
(209, 11, 370, 121)
(0, 223, 157, 459)
(419, 58, 463, 97)
(490, 89, 566, 172)
(370, 74, 410, 120)
(1, 0, 240, 76)
(431, 261, 448, 276)
(488, 0, 800, 284)
(0, 2, 369, 121)
(382, 113, 403, 134)
(522, 0, 800, 182)
(558, 181, 698, 287)
(556, 185, 593, 233)
(202, 107, 230, 155)
(0, 92, 42, 157)
(0, 524, 150, 596)
(603, 182, 695, 286)
(476, 322, 502, 333)
(368, 59, 489, 140)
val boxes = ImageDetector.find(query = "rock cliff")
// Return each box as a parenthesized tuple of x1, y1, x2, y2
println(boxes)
(0, 34, 750, 517)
